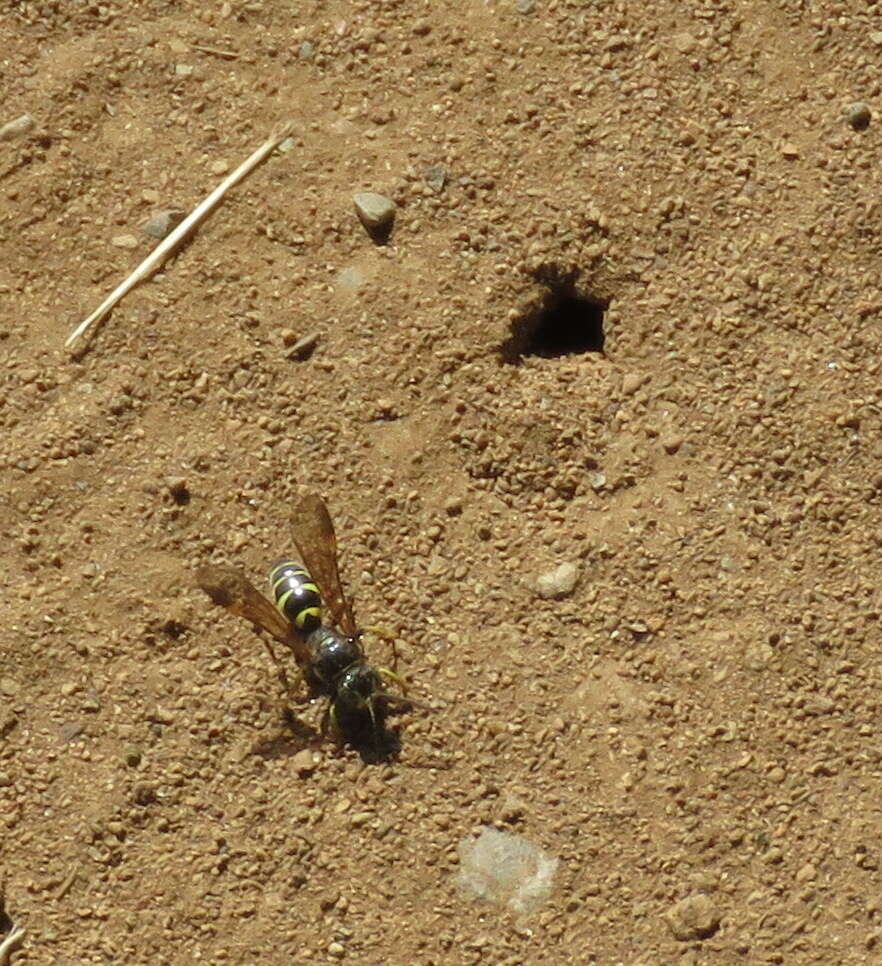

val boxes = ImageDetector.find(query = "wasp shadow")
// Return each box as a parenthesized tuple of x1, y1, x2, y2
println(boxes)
(251, 709, 319, 761)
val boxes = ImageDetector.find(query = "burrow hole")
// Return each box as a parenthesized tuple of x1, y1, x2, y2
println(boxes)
(503, 285, 607, 363)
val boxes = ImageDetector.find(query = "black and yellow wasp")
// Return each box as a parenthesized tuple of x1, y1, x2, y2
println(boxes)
(196, 490, 409, 742)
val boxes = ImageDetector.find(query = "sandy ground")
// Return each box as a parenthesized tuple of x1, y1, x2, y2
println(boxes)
(1, 1, 881, 963)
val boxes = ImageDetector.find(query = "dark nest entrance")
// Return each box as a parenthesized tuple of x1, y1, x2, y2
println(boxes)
(502, 284, 607, 363)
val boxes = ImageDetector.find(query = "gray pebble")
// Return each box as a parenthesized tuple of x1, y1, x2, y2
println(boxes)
(516, 0, 535, 13)
(335, 266, 365, 292)
(298, 41, 315, 60)
(534, 561, 580, 600)
(0, 114, 35, 141)
(59, 721, 83, 742)
(143, 209, 186, 239)
(455, 827, 558, 915)
(424, 164, 448, 192)
(846, 101, 871, 130)
(353, 192, 396, 237)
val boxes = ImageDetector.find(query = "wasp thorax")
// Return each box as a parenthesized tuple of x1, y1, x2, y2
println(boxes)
(308, 627, 363, 689)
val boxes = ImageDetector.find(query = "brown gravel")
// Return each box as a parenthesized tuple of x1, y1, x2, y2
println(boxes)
(2, 1, 882, 964)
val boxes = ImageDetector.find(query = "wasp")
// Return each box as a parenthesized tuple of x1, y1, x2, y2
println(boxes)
(196, 490, 410, 743)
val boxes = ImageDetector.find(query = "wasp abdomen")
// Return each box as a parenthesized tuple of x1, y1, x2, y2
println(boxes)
(270, 559, 322, 632)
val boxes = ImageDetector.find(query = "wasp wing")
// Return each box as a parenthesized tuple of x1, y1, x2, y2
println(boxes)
(290, 490, 357, 636)
(196, 564, 313, 668)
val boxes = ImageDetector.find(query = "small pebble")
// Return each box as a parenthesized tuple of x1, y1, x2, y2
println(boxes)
(143, 209, 186, 239)
(209, 159, 229, 175)
(279, 328, 299, 347)
(515, 0, 535, 13)
(0, 113, 35, 141)
(59, 721, 83, 742)
(621, 372, 647, 396)
(455, 827, 558, 915)
(373, 398, 398, 420)
(111, 234, 140, 250)
(0, 677, 18, 697)
(353, 192, 396, 237)
(298, 41, 315, 60)
(664, 894, 721, 941)
(534, 561, 580, 600)
(132, 782, 157, 805)
(287, 332, 319, 361)
(846, 101, 871, 131)
(149, 705, 175, 725)
(424, 164, 448, 192)
(673, 32, 697, 54)
(335, 267, 365, 292)
(292, 748, 318, 776)
(82, 692, 101, 712)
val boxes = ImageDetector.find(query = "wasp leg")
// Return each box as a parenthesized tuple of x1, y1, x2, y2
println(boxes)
(377, 671, 433, 712)
(377, 666, 407, 694)
(260, 637, 302, 705)
(322, 700, 349, 743)
(365, 697, 381, 750)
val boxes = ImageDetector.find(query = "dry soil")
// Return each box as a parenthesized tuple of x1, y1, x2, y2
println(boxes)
(1, 1, 882, 964)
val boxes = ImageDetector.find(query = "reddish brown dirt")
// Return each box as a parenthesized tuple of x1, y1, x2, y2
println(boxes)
(2, 1, 882, 963)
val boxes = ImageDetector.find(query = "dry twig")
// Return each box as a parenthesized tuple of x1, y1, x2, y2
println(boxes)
(0, 879, 24, 966)
(65, 120, 295, 354)
(190, 44, 240, 59)
(0, 923, 24, 965)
